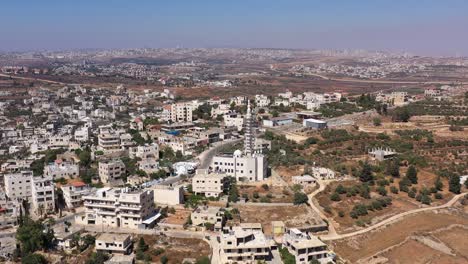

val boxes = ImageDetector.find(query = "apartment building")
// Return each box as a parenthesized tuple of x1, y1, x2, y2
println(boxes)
(61, 181, 93, 209)
(0, 193, 22, 228)
(191, 206, 225, 231)
(31, 176, 55, 215)
(44, 160, 79, 179)
(99, 159, 126, 185)
(98, 129, 121, 152)
(138, 158, 160, 174)
(130, 143, 159, 159)
(192, 170, 228, 198)
(3, 171, 33, 200)
(220, 225, 274, 263)
(170, 102, 194, 122)
(48, 134, 72, 149)
(224, 111, 245, 131)
(282, 228, 330, 264)
(255, 94, 270, 107)
(77, 188, 157, 229)
(74, 126, 90, 142)
(95, 233, 133, 255)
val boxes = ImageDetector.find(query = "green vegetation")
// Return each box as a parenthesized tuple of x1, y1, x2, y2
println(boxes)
(85, 252, 109, 264)
(449, 174, 461, 194)
(293, 192, 308, 205)
(406, 165, 418, 184)
(359, 162, 373, 182)
(279, 246, 296, 264)
(16, 217, 55, 257)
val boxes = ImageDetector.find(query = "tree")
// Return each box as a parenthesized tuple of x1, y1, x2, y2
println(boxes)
(228, 179, 239, 202)
(406, 165, 418, 184)
(16, 217, 55, 256)
(421, 195, 432, 205)
(293, 192, 308, 205)
(160, 255, 169, 264)
(85, 252, 109, 264)
(21, 253, 48, 264)
(195, 256, 211, 264)
(138, 237, 149, 252)
(386, 159, 400, 178)
(377, 186, 387, 196)
(359, 162, 373, 182)
(330, 192, 341, 201)
(393, 107, 411, 122)
(79, 149, 92, 167)
(373, 117, 382, 126)
(449, 174, 461, 194)
(335, 184, 346, 194)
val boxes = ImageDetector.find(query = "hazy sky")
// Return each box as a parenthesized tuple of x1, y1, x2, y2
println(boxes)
(2, 0, 468, 56)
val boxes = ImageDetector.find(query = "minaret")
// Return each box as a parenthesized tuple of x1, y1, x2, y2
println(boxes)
(244, 100, 254, 156)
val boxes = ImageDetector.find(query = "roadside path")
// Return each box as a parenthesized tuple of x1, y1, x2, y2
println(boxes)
(0, 73, 66, 85)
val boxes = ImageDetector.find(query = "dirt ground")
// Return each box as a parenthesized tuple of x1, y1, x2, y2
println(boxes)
(359, 117, 468, 140)
(329, 207, 468, 263)
(237, 184, 294, 203)
(275, 165, 305, 183)
(160, 208, 192, 226)
(141, 235, 210, 264)
(231, 204, 320, 235)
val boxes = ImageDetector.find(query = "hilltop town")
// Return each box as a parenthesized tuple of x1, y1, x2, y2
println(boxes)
(0, 48, 467, 264)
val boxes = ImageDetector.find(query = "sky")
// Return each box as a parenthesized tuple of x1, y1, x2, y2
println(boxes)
(1, 0, 468, 56)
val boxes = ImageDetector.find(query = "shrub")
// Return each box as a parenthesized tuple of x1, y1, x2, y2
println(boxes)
(335, 184, 347, 194)
(338, 211, 345, 217)
(390, 186, 399, 194)
(408, 190, 416, 198)
(377, 186, 387, 196)
(330, 192, 341, 201)
(434, 193, 443, 199)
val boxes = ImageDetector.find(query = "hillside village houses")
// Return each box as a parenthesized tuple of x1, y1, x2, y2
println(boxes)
(0, 82, 343, 262)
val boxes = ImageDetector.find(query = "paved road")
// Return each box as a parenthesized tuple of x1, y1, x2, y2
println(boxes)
(197, 138, 243, 169)
(320, 192, 467, 241)
(304, 72, 465, 85)
(0, 73, 66, 85)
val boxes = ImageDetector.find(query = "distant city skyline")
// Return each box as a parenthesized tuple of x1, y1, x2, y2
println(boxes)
(2, 0, 468, 56)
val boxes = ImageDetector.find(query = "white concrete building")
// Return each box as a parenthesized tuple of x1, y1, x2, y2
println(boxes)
(283, 228, 330, 264)
(192, 170, 228, 198)
(191, 206, 225, 230)
(130, 143, 159, 159)
(224, 112, 245, 131)
(138, 158, 160, 174)
(220, 225, 273, 263)
(212, 152, 267, 182)
(3, 171, 33, 200)
(44, 160, 79, 179)
(255, 94, 270, 107)
(99, 159, 126, 185)
(95, 233, 133, 255)
(292, 175, 317, 187)
(98, 128, 121, 153)
(31, 176, 55, 215)
(61, 181, 94, 209)
(170, 102, 194, 122)
(151, 185, 184, 205)
(74, 126, 90, 142)
(77, 188, 158, 229)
